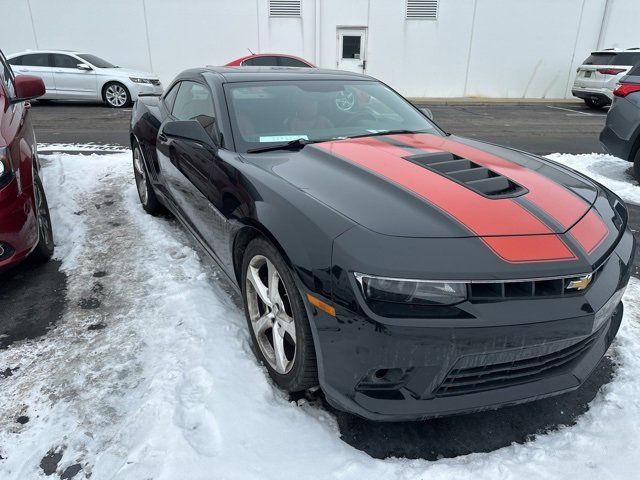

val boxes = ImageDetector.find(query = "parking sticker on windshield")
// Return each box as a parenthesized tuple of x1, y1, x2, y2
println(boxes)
(259, 135, 309, 142)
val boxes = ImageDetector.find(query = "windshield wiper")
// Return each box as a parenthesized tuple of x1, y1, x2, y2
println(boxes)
(343, 129, 431, 140)
(247, 138, 320, 154)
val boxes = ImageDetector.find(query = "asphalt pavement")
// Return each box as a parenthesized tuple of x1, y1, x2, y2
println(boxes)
(2, 99, 638, 461)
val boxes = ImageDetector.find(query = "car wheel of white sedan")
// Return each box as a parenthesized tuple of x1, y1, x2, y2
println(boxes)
(103, 82, 131, 108)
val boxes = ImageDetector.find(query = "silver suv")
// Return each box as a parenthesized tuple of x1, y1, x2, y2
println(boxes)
(572, 48, 640, 109)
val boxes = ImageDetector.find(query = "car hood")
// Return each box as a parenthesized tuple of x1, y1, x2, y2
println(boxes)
(98, 67, 158, 79)
(243, 133, 611, 263)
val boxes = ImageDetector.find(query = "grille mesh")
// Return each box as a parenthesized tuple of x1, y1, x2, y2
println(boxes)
(435, 332, 599, 397)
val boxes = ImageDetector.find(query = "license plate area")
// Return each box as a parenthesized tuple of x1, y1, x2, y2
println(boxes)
(584, 71, 592, 78)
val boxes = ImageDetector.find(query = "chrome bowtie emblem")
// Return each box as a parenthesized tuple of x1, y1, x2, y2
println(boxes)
(566, 273, 593, 291)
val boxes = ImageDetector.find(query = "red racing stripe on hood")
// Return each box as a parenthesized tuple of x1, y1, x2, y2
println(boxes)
(314, 137, 577, 263)
(569, 210, 609, 254)
(389, 133, 591, 230)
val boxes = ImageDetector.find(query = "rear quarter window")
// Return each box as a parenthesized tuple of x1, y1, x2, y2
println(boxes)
(242, 56, 279, 66)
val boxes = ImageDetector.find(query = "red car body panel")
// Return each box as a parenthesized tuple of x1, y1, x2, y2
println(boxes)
(0, 62, 40, 270)
(225, 53, 315, 67)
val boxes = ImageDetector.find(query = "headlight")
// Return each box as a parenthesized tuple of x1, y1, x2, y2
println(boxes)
(129, 77, 153, 84)
(354, 273, 467, 306)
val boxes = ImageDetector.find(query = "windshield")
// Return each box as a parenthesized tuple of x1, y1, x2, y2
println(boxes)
(77, 54, 116, 68)
(224, 80, 441, 153)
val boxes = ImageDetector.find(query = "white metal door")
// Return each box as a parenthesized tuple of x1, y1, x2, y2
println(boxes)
(337, 27, 367, 74)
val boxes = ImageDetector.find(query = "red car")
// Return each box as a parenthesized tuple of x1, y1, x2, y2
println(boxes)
(225, 53, 314, 68)
(0, 49, 53, 271)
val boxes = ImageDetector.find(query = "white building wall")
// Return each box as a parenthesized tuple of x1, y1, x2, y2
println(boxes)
(0, 0, 638, 98)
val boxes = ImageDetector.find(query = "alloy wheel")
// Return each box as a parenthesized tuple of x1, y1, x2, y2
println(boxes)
(133, 147, 148, 205)
(245, 254, 297, 374)
(105, 84, 128, 107)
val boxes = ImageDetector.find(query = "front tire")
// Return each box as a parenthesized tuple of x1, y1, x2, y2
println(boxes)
(633, 147, 640, 182)
(133, 144, 163, 215)
(30, 176, 54, 263)
(241, 237, 318, 392)
(103, 82, 131, 108)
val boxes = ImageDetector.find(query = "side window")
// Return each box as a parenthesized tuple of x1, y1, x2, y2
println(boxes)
(278, 56, 310, 67)
(7, 56, 22, 66)
(163, 82, 180, 112)
(21, 53, 51, 67)
(172, 81, 215, 122)
(0, 53, 16, 98)
(52, 54, 80, 69)
(243, 56, 279, 66)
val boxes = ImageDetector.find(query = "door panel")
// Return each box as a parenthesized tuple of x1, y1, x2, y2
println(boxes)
(337, 28, 367, 74)
(156, 80, 228, 261)
(51, 54, 97, 99)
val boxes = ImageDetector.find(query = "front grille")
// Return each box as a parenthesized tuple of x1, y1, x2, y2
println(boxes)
(404, 152, 527, 198)
(469, 272, 596, 300)
(150, 79, 161, 86)
(435, 331, 600, 397)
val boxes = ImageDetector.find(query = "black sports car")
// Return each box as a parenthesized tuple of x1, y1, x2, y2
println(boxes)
(130, 67, 635, 421)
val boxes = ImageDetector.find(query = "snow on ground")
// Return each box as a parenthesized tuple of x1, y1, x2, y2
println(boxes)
(548, 152, 640, 205)
(0, 151, 638, 479)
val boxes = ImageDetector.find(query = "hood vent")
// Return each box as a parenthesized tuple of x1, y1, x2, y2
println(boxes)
(404, 152, 528, 198)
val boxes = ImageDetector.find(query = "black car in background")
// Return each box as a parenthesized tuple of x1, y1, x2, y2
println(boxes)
(600, 63, 640, 181)
(130, 67, 635, 420)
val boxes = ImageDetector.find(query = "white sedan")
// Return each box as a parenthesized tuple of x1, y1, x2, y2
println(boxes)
(6, 50, 162, 108)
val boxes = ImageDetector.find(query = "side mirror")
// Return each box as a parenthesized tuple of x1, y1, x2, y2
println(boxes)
(11, 75, 46, 103)
(162, 120, 218, 149)
(419, 107, 434, 120)
(77, 63, 92, 71)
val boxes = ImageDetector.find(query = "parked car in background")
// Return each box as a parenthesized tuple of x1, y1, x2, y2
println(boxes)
(600, 63, 640, 180)
(6, 50, 162, 108)
(131, 66, 634, 421)
(0, 49, 53, 271)
(572, 48, 640, 109)
(225, 53, 314, 68)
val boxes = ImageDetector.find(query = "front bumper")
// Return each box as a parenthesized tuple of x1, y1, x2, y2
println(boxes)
(129, 82, 163, 100)
(0, 178, 38, 270)
(311, 228, 635, 421)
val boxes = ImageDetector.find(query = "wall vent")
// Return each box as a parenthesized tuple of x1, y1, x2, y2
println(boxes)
(406, 0, 439, 20)
(269, 0, 301, 17)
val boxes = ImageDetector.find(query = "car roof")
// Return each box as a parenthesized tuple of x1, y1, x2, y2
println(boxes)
(6, 50, 84, 57)
(198, 66, 373, 82)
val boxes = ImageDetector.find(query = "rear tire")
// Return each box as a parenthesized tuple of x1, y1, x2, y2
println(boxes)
(30, 176, 54, 264)
(241, 237, 318, 392)
(584, 97, 606, 109)
(633, 148, 640, 183)
(133, 143, 163, 215)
